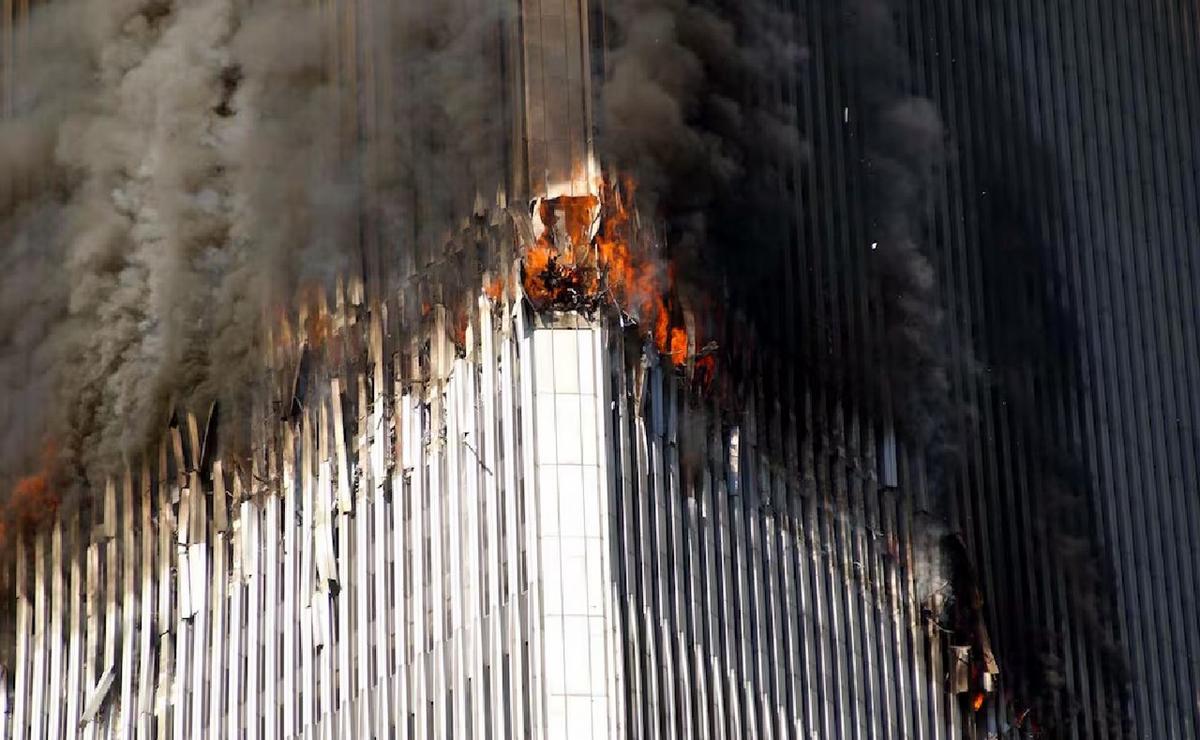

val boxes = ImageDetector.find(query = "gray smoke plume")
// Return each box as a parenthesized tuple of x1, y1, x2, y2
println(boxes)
(0, 0, 353, 514)
(0, 0, 516, 522)
(369, 0, 511, 279)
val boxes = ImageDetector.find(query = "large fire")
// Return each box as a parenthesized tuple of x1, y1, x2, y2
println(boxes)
(1, 442, 61, 547)
(522, 178, 692, 366)
(522, 193, 604, 310)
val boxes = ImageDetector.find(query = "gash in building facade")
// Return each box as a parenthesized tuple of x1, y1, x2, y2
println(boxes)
(1, 0, 1197, 739)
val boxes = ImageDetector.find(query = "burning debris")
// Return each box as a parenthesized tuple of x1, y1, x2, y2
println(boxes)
(938, 534, 1001, 714)
(521, 178, 693, 367)
(522, 194, 605, 312)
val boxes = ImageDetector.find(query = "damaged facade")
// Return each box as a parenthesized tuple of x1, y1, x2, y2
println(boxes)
(0, 1, 995, 737)
(0, 282, 994, 740)
(2, 0, 1197, 738)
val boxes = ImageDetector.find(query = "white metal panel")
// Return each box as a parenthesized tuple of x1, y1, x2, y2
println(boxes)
(28, 533, 44, 740)
(264, 490, 280, 740)
(370, 324, 392, 739)
(47, 522, 64, 740)
(316, 403, 336, 740)
(353, 375, 372, 737)
(118, 472, 136, 739)
(66, 515, 84, 737)
(82, 541, 99, 740)
(244, 496, 261, 740)
(99, 478, 116, 737)
(80, 667, 115, 725)
(0, 666, 7, 740)
(282, 428, 299, 740)
(227, 476, 245, 740)
(300, 412, 316, 738)
(208, 464, 229, 740)
(188, 471, 209, 740)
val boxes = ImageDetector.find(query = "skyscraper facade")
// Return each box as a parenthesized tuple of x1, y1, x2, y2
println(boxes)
(1, 1, 1196, 738)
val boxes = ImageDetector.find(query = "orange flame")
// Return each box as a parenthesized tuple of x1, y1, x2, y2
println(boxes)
(484, 276, 505, 302)
(270, 284, 335, 358)
(522, 176, 698, 368)
(971, 692, 986, 712)
(2, 442, 61, 547)
(298, 284, 333, 349)
(452, 301, 470, 348)
(694, 354, 718, 390)
(522, 195, 602, 307)
(270, 304, 296, 358)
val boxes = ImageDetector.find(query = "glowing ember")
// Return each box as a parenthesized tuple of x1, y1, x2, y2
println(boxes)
(484, 276, 505, 302)
(694, 354, 718, 389)
(971, 692, 986, 712)
(298, 284, 333, 349)
(452, 302, 470, 347)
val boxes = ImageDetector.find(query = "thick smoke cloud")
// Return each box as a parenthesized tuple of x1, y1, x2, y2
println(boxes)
(370, 1, 510, 278)
(599, 0, 806, 287)
(966, 44, 1129, 731)
(0, 0, 511, 517)
(0, 0, 352, 501)
(2, 0, 946, 505)
(601, 0, 953, 450)
(0, 0, 511, 508)
(843, 0, 956, 451)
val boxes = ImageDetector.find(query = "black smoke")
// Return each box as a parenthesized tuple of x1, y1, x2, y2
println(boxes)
(598, 0, 955, 453)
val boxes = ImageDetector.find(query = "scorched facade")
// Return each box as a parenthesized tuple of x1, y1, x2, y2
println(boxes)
(1, 0, 1196, 738)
